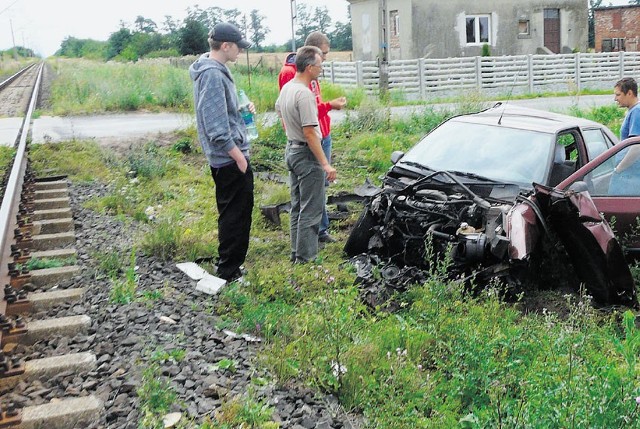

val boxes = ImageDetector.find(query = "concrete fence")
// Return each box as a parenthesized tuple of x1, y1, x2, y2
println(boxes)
(322, 51, 640, 99)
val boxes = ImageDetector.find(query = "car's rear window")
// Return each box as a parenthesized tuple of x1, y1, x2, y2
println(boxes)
(401, 121, 554, 187)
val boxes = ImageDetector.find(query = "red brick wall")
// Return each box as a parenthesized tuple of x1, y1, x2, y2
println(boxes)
(595, 7, 640, 52)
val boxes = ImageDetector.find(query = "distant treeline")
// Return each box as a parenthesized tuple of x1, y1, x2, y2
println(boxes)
(0, 46, 36, 59)
(54, 4, 352, 62)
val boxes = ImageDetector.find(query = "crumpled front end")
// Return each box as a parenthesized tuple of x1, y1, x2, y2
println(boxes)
(345, 176, 638, 309)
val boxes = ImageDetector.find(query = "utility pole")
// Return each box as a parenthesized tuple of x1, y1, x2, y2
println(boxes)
(379, 0, 389, 95)
(290, 0, 296, 52)
(10, 18, 17, 58)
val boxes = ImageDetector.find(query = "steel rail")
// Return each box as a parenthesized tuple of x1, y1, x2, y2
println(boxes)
(0, 62, 43, 343)
(0, 63, 37, 92)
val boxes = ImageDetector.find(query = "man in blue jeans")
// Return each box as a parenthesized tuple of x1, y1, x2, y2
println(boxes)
(189, 22, 254, 281)
(276, 46, 338, 263)
(278, 31, 347, 243)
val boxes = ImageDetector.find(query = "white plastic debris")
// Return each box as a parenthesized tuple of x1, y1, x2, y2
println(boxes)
(242, 334, 262, 343)
(159, 316, 177, 324)
(196, 274, 226, 295)
(223, 329, 238, 338)
(163, 412, 182, 428)
(176, 262, 209, 280)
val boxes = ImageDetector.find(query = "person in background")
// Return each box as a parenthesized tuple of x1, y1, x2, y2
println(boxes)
(610, 77, 640, 196)
(189, 22, 254, 281)
(276, 45, 337, 263)
(278, 31, 347, 243)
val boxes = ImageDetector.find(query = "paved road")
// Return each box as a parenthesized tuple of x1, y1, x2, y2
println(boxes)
(22, 94, 616, 144)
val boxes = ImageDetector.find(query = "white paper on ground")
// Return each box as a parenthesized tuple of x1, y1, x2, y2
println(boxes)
(176, 262, 208, 280)
(196, 274, 227, 295)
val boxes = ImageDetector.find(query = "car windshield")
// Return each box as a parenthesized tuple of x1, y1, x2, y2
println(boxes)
(400, 121, 555, 188)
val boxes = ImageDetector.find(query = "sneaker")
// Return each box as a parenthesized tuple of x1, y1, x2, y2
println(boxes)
(319, 233, 337, 243)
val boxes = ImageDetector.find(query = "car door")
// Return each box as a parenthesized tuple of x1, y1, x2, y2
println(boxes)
(581, 127, 616, 194)
(559, 136, 640, 258)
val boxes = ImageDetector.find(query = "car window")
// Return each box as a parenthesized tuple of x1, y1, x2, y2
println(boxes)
(401, 121, 554, 188)
(580, 143, 640, 197)
(556, 133, 578, 161)
(583, 128, 611, 161)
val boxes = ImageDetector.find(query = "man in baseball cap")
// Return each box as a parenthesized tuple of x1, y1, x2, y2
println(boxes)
(209, 22, 252, 49)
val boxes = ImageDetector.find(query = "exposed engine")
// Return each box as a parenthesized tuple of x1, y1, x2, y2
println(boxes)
(363, 185, 514, 273)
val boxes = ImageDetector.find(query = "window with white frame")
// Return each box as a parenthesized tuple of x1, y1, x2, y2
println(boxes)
(518, 20, 530, 36)
(390, 10, 399, 37)
(466, 14, 491, 44)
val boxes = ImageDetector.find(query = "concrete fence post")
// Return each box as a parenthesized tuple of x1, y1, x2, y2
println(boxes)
(575, 52, 581, 93)
(528, 54, 534, 93)
(356, 61, 364, 86)
(475, 56, 482, 90)
(418, 58, 426, 100)
(620, 51, 625, 78)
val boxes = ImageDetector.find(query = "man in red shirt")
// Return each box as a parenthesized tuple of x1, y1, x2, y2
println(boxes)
(278, 31, 347, 243)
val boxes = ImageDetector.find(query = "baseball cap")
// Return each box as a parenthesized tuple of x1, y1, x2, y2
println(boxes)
(210, 22, 252, 49)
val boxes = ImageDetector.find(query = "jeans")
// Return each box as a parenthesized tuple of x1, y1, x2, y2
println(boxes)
(319, 134, 332, 236)
(210, 161, 254, 280)
(285, 143, 325, 262)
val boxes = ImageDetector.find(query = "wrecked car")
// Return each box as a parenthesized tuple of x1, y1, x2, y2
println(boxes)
(344, 104, 639, 309)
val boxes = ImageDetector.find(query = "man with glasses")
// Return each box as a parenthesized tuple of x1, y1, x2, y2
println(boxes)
(276, 46, 338, 263)
(189, 22, 254, 282)
(278, 31, 347, 244)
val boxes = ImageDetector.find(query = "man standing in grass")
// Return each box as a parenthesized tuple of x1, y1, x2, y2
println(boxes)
(189, 22, 254, 282)
(276, 46, 337, 263)
(610, 77, 640, 196)
(278, 31, 347, 244)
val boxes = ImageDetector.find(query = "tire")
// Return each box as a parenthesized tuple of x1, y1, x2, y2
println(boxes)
(344, 208, 378, 257)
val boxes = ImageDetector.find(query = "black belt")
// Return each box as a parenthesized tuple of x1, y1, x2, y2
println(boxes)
(288, 140, 307, 147)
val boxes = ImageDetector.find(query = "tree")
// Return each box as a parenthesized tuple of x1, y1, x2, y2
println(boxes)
(313, 6, 332, 34)
(295, 4, 317, 46)
(329, 21, 352, 51)
(248, 9, 269, 50)
(588, 0, 603, 48)
(134, 16, 158, 33)
(177, 18, 209, 56)
(223, 8, 242, 29)
(107, 27, 133, 59)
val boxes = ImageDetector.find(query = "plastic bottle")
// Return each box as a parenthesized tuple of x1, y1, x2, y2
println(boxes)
(238, 89, 258, 141)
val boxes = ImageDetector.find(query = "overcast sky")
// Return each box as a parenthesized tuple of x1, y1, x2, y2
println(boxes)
(0, 0, 633, 57)
(0, 0, 350, 57)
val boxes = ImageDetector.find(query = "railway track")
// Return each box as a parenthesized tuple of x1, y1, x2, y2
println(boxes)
(0, 62, 357, 429)
(0, 63, 103, 428)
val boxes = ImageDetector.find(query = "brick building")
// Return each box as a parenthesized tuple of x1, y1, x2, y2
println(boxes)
(594, 5, 640, 52)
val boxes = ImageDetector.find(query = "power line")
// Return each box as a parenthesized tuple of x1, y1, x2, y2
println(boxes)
(0, 0, 20, 16)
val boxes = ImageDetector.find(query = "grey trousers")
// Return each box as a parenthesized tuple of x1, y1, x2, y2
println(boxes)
(285, 143, 325, 263)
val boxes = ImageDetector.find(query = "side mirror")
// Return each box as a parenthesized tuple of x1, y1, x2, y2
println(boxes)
(391, 150, 405, 164)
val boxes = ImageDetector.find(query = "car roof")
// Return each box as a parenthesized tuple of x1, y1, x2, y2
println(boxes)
(450, 103, 608, 134)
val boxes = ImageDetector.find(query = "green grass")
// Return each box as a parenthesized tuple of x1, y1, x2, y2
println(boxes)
(29, 78, 640, 428)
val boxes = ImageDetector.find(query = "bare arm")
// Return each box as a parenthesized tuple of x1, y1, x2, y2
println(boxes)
(303, 126, 336, 182)
(616, 146, 640, 172)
